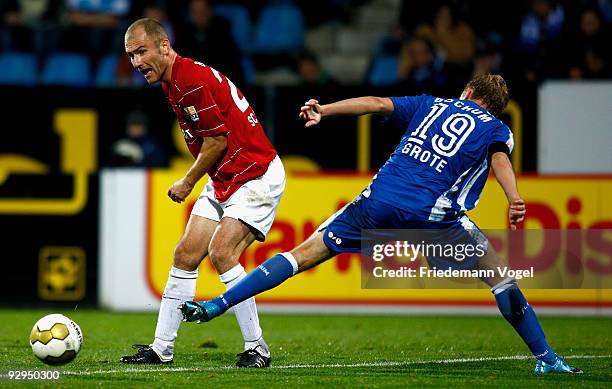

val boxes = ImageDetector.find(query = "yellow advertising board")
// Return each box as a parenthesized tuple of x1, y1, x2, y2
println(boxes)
(147, 171, 612, 308)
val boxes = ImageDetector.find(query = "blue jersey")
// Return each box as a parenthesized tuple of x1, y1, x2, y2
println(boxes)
(366, 94, 514, 221)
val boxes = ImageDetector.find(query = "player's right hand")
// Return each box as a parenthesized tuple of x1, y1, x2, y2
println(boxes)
(509, 198, 526, 230)
(168, 178, 194, 203)
(299, 99, 322, 127)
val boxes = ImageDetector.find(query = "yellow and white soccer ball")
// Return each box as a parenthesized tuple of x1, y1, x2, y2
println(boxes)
(30, 314, 83, 365)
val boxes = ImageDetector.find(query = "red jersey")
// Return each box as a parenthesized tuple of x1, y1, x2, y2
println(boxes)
(162, 55, 277, 202)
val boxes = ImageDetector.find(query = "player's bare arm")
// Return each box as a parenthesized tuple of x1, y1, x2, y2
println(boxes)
(491, 151, 525, 229)
(299, 97, 394, 127)
(168, 134, 227, 203)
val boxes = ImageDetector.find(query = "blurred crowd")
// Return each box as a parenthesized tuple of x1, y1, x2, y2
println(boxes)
(0, 0, 610, 88)
(391, 0, 611, 92)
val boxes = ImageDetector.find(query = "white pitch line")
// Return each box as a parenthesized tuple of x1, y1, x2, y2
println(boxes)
(63, 354, 612, 376)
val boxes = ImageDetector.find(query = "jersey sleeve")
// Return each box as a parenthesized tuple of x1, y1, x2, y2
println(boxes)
(180, 84, 228, 137)
(490, 124, 514, 154)
(387, 95, 424, 126)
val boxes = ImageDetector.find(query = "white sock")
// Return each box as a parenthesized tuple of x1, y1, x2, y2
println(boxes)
(152, 266, 198, 361)
(280, 252, 299, 275)
(220, 264, 266, 352)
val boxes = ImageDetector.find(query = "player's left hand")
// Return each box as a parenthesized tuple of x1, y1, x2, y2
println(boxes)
(168, 178, 194, 203)
(299, 99, 322, 127)
(509, 198, 526, 230)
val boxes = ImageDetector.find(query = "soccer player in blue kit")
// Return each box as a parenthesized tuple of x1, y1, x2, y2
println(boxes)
(181, 74, 582, 374)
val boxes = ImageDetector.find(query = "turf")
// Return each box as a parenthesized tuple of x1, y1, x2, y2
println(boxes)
(0, 309, 610, 388)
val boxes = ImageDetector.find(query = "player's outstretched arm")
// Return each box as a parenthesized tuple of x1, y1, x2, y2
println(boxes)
(168, 134, 227, 203)
(491, 151, 525, 229)
(299, 97, 393, 127)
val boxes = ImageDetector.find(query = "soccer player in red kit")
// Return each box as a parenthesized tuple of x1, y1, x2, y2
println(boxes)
(120, 18, 284, 368)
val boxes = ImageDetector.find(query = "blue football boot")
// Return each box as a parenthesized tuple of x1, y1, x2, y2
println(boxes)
(535, 354, 583, 375)
(179, 300, 223, 323)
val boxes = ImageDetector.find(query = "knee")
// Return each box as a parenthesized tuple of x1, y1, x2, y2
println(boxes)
(173, 241, 200, 271)
(208, 242, 236, 270)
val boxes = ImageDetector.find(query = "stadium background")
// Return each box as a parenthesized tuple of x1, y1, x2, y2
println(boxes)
(0, 0, 610, 314)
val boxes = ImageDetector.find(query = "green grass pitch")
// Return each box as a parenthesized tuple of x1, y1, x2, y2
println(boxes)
(0, 309, 610, 388)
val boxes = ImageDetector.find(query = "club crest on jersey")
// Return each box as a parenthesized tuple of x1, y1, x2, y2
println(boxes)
(184, 106, 199, 122)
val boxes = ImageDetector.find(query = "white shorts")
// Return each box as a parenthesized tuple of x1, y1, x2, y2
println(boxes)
(191, 155, 285, 241)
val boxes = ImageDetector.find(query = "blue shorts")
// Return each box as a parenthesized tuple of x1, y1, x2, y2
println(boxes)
(320, 195, 488, 270)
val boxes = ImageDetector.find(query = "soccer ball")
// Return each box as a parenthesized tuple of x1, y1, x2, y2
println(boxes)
(30, 314, 83, 365)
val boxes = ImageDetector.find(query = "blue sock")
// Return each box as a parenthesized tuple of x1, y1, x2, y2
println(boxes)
(493, 281, 556, 364)
(210, 253, 297, 312)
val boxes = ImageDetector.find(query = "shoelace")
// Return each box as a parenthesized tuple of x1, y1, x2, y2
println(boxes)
(236, 349, 258, 358)
(237, 347, 270, 359)
(131, 344, 152, 353)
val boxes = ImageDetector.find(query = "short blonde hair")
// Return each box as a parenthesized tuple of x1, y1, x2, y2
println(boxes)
(465, 74, 509, 117)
